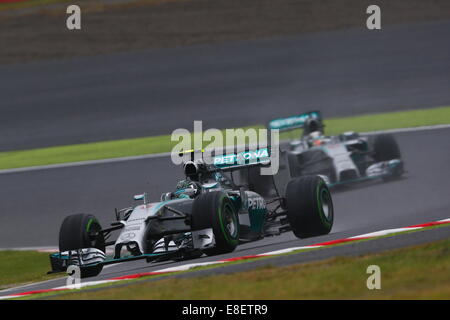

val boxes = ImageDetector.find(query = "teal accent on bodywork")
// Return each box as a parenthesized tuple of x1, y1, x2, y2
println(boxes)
(248, 208, 267, 233)
(213, 148, 270, 168)
(328, 171, 391, 187)
(388, 159, 401, 168)
(152, 201, 169, 212)
(173, 189, 190, 199)
(230, 193, 266, 233)
(203, 182, 219, 189)
(50, 252, 170, 266)
(229, 195, 242, 212)
(50, 252, 69, 260)
(150, 199, 184, 215)
(269, 111, 321, 130)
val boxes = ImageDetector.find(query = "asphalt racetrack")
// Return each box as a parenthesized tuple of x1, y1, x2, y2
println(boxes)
(0, 20, 449, 151)
(0, 128, 449, 295)
(2, 128, 449, 248)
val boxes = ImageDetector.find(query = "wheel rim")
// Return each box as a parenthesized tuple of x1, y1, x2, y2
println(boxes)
(223, 203, 237, 238)
(87, 220, 104, 250)
(320, 188, 332, 221)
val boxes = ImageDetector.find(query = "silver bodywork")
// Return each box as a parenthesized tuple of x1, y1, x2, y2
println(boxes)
(319, 143, 360, 180)
(287, 137, 361, 183)
(114, 198, 216, 257)
(112, 186, 268, 258)
(286, 134, 403, 186)
(115, 202, 170, 255)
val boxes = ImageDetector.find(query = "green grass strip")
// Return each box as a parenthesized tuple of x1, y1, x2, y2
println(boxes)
(0, 251, 62, 290)
(1, 106, 449, 170)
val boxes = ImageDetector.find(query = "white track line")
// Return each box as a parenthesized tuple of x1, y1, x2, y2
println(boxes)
(0, 152, 172, 175)
(348, 227, 422, 239)
(156, 261, 227, 273)
(259, 245, 322, 256)
(1, 124, 449, 175)
(361, 124, 450, 135)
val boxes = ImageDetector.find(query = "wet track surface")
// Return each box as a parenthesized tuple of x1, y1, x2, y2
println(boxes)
(1, 128, 449, 248)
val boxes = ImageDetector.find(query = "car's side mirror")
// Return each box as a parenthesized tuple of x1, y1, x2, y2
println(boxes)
(160, 192, 173, 201)
(183, 188, 198, 197)
(134, 193, 148, 204)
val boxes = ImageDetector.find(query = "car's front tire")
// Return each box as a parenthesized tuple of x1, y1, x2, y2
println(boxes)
(372, 134, 403, 181)
(372, 134, 401, 162)
(59, 213, 105, 278)
(285, 176, 333, 238)
(191, 191, 239, 256)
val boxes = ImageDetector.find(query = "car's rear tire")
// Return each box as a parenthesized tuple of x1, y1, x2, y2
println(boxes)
(286, 176, 333, 238)
(59, 213, 105, 278)
(191, 191, 239, 256)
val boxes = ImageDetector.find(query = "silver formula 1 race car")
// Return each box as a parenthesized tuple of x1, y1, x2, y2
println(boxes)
(268, 111, 404, 188)
(49, 147, 334, 278)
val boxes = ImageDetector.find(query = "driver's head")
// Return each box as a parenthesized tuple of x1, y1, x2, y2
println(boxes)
(304, 118, 323, 136)
(183, 159, 205, 181)
(307, 131, 324, 147)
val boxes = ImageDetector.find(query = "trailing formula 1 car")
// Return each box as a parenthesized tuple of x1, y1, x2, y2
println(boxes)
(268, 111, 404, 187)
(48, 147, 334, 278)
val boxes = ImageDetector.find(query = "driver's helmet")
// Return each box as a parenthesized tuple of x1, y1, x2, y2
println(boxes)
(304, 118, 323, 136)
(307, 131, 325, 147)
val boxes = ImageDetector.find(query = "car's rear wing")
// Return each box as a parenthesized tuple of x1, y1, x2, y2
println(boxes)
(212, 147, 271, 171)
(268, 110, 323, 132)
(179, 146, 271, 172)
